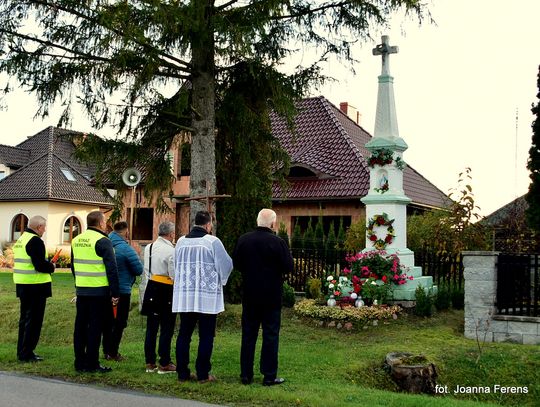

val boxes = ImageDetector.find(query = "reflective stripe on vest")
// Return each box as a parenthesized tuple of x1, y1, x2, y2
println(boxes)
(71, 229, 108, 288)
(12, 231, 52, 285)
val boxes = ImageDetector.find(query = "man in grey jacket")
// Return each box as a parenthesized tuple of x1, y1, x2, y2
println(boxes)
(141, 221, 177, 374)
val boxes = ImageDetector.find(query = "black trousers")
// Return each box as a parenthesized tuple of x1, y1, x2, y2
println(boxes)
(240, 305, 281, 381)
(176, 313, 217, 381)
(144, 310, 176, 366)
(102, 294, 131, 357)
(74, 295, 108, 370)
(17, 295, 47, 361)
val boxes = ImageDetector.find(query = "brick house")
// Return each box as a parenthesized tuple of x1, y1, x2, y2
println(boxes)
(270, 96, 450, 235)
(0, 126, 188, 250)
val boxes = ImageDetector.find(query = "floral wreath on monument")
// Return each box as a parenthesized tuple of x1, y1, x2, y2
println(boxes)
(367, 148, 406, 170)
(367, 213, 395, 250)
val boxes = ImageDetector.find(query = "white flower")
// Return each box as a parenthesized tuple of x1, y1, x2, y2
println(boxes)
(371, 281, 377, 285)
(341, 277, 348, 281)
(327, 276, 334, 281)
(350, 293, 358, 300)
(328, 283, 334, 289)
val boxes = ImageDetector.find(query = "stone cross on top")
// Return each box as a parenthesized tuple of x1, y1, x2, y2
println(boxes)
(372, 35, 398, 76)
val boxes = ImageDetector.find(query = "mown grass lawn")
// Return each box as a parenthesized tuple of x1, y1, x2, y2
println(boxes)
(0, 271, 538, 406)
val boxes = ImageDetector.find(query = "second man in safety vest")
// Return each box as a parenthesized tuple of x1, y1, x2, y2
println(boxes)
(71, 211, 119, 373)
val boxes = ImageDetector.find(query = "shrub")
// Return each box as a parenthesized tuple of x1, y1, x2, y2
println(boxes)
(451, 285, 465, 309)
(305, 277, 322, 299)
(224, 269, 243, 304)
(294, 299, 401, 325)
(1, 246, 14, 268)
(343, 218, 366, 252)
(282, 282, 296, 308)
(434, 284, 452, 311)
(414, 285, 433, 317)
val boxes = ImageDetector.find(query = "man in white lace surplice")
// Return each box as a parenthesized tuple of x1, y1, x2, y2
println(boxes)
(172, 210, 233, 383)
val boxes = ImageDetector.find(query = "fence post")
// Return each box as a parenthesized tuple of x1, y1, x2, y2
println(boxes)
(463, 251, 499, 342)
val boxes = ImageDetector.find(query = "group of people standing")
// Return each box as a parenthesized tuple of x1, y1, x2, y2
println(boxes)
(13, 208, 293, 386)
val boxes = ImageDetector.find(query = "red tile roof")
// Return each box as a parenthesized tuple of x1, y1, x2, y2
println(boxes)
(271, 96, 450, 209)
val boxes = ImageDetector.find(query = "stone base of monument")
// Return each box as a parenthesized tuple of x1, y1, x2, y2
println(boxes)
(385, 352, 438, 394)
(391, 266, 438, 301)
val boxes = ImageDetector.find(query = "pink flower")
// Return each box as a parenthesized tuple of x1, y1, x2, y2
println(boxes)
(334, 290, 341, 296)
(408, 276, 414, 280)
(382, 275, 387, 283)
(361, 266, 369, 272)
(343, 267, 351, 275)
(393, 274, 399, 280)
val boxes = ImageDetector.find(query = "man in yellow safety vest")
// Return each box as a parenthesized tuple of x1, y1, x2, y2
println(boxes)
(13, 215, 56, 362)
(71, 211, 119, 373)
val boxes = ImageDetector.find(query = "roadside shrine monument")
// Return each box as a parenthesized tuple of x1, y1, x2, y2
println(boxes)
(361, 35, 436, 301)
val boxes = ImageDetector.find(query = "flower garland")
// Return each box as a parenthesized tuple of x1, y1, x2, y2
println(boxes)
(367, 148, 393, 167)
(366, 213, 395, 249)
(367, 148, 406, 170)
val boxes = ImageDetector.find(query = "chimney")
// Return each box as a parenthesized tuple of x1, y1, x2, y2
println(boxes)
(339, 102, 362, 125)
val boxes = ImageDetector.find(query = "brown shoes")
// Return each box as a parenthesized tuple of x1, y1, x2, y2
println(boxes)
(158, 363, 177, 374)
(198, 374, 217, 384)
(145, 363, 158, 373)
(104, 353, 125, 362)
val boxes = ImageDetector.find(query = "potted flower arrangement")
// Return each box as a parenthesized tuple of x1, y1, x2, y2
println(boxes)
(325, 275, 354, 307)
(342, 250, 413, 305)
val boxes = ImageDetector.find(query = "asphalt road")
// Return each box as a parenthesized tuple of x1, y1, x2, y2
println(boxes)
(0, 371, 224, 407)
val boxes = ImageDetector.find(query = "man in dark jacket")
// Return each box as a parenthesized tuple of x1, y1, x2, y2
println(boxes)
(102, 221, 143, 361)
(12, 215, 56, 362)
(232, 208, 293, 386)
(71, 211, 119, 373)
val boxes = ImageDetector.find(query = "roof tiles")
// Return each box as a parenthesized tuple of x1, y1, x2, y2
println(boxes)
(271, 96, 450, 209)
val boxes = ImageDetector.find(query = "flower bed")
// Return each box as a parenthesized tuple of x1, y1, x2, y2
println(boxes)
(294, 299, 401, 329)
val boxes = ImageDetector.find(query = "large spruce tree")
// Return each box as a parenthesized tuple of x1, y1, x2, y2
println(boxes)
(0, 1, 426, 238)
(526, 66, 540, 232)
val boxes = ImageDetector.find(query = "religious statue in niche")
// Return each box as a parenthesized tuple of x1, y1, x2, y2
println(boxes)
(374, 171, 389, 193)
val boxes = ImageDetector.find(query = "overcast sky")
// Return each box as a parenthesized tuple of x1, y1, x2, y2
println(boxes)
(1, 0, 539, 217)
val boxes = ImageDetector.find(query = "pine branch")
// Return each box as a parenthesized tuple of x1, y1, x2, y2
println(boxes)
(27, 0, 193, 72)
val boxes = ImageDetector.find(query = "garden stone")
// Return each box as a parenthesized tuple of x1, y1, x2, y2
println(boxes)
(328, 321, 336, 328)
(392, 313, 398, 320)
(372, 320, 378, 326)
(385, 352, 437, 394)
(344, 322, 353, 331)
(337, 322, 343, 329)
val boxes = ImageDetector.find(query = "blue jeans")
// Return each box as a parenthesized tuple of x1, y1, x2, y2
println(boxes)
(176, 312, 217, 380)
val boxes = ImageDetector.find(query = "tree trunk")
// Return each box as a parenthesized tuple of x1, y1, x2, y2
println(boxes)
(189, 0, 216, 227)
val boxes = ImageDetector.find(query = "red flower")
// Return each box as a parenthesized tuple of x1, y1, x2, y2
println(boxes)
(377, 217, 385, 225)
(370, 234, 377, 242)
(385, 235, 392, 243)
(382, 275, 387, 283)
(334, 290, 341, 296)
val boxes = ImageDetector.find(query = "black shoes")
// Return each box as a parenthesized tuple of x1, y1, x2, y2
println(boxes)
(76, 365, 112, 373)
(19, 354, 43, 362)
(263, 377, 285, 386)
(241, 376, 253, 385)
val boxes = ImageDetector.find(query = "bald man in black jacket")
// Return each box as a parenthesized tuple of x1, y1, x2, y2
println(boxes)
(232, 209, 293, 386)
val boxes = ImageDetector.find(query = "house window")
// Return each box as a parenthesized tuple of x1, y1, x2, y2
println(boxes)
(11, 214, 29, 241)
(128, 208, 154, 241)
(0, 170, 5, 180)
(63, 216, 81, 243)
(60, 167, 76, 181)
(288, 166, 317, 178)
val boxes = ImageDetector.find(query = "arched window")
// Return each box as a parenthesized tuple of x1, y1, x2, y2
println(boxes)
(11, 214, 28, 241)
(63, 216, 81, 243)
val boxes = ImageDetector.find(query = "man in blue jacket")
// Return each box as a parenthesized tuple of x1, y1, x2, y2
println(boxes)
(102, 221, 143, 361)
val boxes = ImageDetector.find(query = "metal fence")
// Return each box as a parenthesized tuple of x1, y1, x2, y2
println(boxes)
(414, 249, 464, 289)
(286, 247, 348, 291)
(496, 253, 540, 317)
(285, 247, 465, 292)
